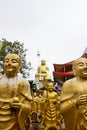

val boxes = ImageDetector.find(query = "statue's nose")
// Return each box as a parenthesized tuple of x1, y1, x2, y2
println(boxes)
(7, 61, 12, 65)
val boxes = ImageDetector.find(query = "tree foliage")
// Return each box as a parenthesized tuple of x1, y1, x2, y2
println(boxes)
(0, 38, 32, 79)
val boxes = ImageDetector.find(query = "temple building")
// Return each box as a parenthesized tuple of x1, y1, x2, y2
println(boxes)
(53, 48, 87, 93)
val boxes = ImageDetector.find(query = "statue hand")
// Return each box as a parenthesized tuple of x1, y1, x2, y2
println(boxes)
(10, 97, 21, 109)
(42, 98, 48, 103)
(12, 102, 23, 109)
(76, 94, 87, 106)
(53, 99, 57, 104)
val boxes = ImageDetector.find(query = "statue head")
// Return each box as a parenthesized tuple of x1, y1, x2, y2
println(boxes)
(4, 53, 21, 78)
(72, 57, 87, 78)
(45, 81, 54, 91)
(41, 59, 46, 65)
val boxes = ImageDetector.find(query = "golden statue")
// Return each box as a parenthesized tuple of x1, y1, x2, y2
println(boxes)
(41, 81, 61, 130)
(30, 93, 41, 130)
(35, 59, 51, 82)
(31, 92, 40, 112)
(0, 53, 32, 130)
(60, 57, 87, 130)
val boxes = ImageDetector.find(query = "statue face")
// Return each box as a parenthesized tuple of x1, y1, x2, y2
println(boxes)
(4, 54, 21, 77)
(74, 58, 87, 78)
(47, 82, 54, 92)
(41, 59, 46, 65)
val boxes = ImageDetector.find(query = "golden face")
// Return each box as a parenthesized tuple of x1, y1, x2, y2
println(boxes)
(47, 82, 54, 92)
(73, 58, 87, 78)
(4, 54, 21, 77)
(41, 59, 46, 65)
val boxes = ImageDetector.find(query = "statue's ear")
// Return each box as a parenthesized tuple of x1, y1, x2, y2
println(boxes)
(72, 67, 76, 76)
(17, 64, 21, 73)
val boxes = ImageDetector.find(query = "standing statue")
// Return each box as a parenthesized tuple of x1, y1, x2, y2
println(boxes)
(30, 93, 41, 130)
(60, 57, 87, 130)
(0, 53, 32, 130)
(41, 81, 61, 130)
(31, 92, 40, 112)
(35, 59, 51, 82)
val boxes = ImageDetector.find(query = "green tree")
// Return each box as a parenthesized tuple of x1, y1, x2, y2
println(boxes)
(0, 38, 32, 79)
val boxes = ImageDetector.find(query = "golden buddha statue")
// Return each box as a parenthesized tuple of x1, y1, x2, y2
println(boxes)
(0, 53, 32, 130)
(31, 93, 40, 112)
(60, 57, 87, 130)
(35, 59, 51, 82)
(41, 81, 61, 130)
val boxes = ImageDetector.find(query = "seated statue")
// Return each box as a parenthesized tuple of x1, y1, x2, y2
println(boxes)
(0, 53, 32, 130)
(35, 59, 51, 82)
(41, 81, 61, 130)
(60, 57, 87, 130)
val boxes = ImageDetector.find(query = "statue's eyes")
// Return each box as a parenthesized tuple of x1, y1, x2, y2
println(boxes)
(4, 59, 9, 63)
(12, 59, 17, 63)
(4, 59, 18, 63)
(78, 63, 84, 66)
(77, 62, 87, 67)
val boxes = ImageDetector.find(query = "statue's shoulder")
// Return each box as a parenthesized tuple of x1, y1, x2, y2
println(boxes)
(65, 77, 76, 83)
(63, 77, 76, 88)
(17, 75, 29, 86)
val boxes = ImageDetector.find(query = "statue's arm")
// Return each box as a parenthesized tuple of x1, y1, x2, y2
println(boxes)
(41, 92, 48, 103)
(11, 79, 32, 111)
(60, 81, 77, 114)
(19, 79, 32, 104)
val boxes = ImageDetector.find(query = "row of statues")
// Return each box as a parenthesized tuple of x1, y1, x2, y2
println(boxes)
(30, 81, 63, 130)
(27, 56, 87, 130)
(0, 53, 61, 130)
(0, 53, 87, 130)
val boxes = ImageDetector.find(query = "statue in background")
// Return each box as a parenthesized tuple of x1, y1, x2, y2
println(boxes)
(60, 57, 87, 130)
(31, 92, 40, 112)
(30, 93, 41, 130)
(41, 81, 61, 130)
(35, 59, 51, 82)
(0, 53, 32, 130)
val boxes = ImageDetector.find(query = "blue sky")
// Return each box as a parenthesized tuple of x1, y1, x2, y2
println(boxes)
(0, 0, 87, 80)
